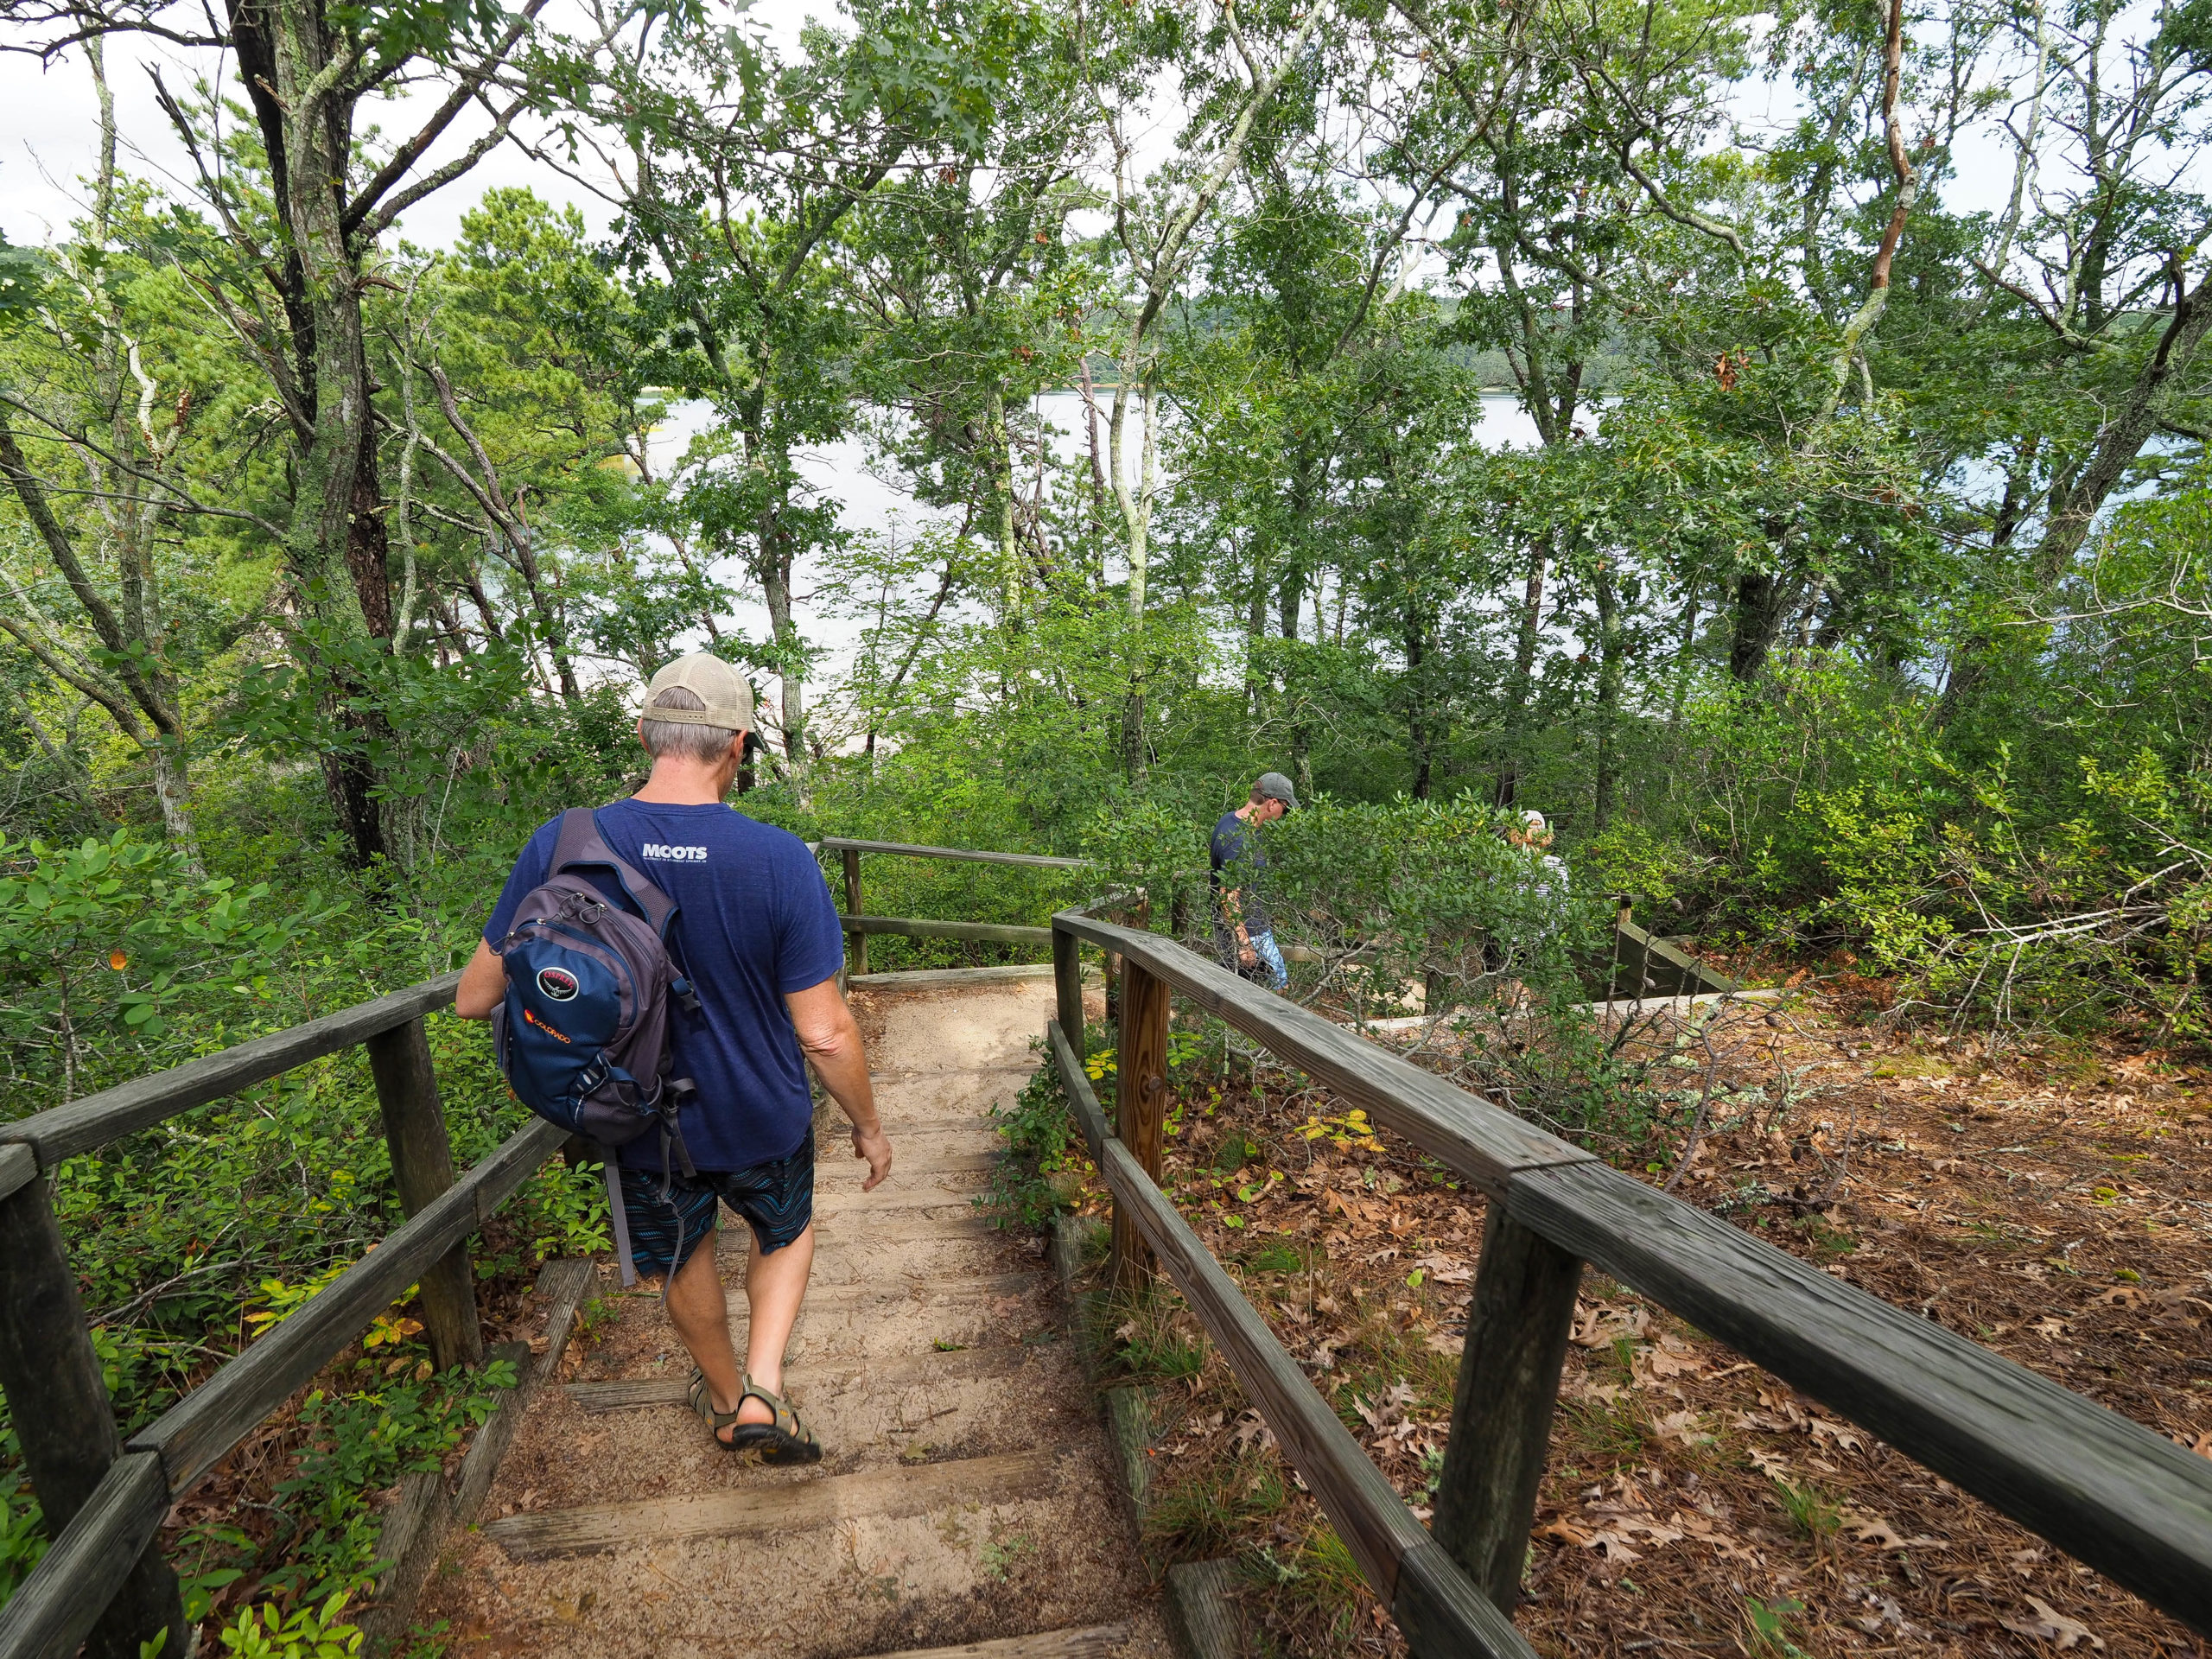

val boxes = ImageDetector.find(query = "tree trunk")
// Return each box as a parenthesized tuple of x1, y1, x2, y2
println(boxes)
(760, 537, 807, 794)
(1728, 563, 1796, 682)
(1405, 605, 1433, 800)
(1494, 539, 1547, 807)
(1592, 559, 1624, 832)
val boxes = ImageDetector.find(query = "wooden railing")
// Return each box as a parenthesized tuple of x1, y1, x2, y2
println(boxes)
(817, 836, 1085, 976)
(1049, 906, 2212, 1655)
(0, 975, 563, 1659)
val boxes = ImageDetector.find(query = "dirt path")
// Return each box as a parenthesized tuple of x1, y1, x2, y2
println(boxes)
(415, 980, 1169, 1659)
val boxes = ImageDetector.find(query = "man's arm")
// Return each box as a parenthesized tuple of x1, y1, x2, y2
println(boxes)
(785, 978, 891, 1191)
(455, 939, 505, 1020)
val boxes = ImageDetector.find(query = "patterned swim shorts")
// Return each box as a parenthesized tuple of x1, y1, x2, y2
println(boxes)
(616, 1129, 816, 1281)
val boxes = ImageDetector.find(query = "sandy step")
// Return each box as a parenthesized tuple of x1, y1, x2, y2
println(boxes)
(814, 1213, 1001, 1246)
(781, 1270, 1035, 1308)
(484, 1447, 1065, 1560)
(536, 1348, 1069, 1493)
(804, 1241, 1014, 1287)
(565, 1339, 1058, 1413)
(863, 1625, 1134, 1659)
(816, 1198, 987, 1223)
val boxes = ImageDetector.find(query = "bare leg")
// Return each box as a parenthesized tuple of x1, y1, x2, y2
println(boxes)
(665, 1233, 746, 1444)
(737, 1221, 815, 1423)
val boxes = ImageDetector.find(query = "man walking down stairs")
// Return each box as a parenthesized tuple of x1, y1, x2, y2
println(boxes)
(414, 979, 1173, 1659)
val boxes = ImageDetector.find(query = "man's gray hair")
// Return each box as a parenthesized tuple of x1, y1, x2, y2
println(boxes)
(640, 685, 741, 764)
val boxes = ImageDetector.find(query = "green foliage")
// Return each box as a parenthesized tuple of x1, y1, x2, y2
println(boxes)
(1742, 1593, 1812, 1658)
(982, 1053, 1082, 1230)
(1770, 1478, 1843, 1550)
(260, 1357, 515, 1605)
(213, 1594, 364, 1659)
(0, 1473, 48, 1605)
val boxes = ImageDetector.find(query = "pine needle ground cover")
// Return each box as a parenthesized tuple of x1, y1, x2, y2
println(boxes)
(1048, 996, 2212, 1657)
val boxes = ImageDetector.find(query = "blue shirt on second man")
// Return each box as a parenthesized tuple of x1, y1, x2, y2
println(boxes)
(1209, 809, 1274, 936)
(483, 800, 846, 1173)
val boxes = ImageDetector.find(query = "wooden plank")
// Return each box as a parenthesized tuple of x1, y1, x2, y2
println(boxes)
(1048, 1019, 1109, 1161)
(1097, 1136, 1530, 1658)
(1053, 912, 1591, 1197)
(819, 836, 1089, 870)
(841, 914, 1056, 945)
(0, 1171, 184, 1659)
(1430, 1206, 1582, 1611)
(0, 1452, 168, 1659)
(484, 1447, 1063, 1560)
(862, 1624, 1131, 1659)
(1512, 1159, 2212, 1636)
(130, 1118, 563, 1493)
(1, 972, 462, 1168)
(1054, 924, 1084, 1057)
(1112, 962, 1170, 1292)
(1164, 1561, 1246, 1659)
(564, 1338, 1054, 1412)
(0, 1142, 33, 1201)
(1611, 920, 1738, 997)
(850, 964, 1058, 989)
(365, 1015, 483, 1371)
(1391, 1535, 1539, 1659)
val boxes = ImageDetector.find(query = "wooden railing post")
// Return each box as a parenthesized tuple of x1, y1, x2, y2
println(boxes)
(1430, 1201, 1584, 1614)
(1111, 958, 1171, 1293)
(842, 847, 868, 977)
(0, 1151, 187, 1659)
(366, 1016, 485, 1371)
(1053, 920, 1084, 1058)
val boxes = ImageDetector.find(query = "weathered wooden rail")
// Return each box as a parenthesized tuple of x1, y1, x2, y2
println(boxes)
(1049, 905, 2212, 1654)
(817, 835, 1084, 977)
(0, 974, 563, 1659)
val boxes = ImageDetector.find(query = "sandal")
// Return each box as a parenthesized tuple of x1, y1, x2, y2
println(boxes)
(686, 1369, 749, 1452)
(721, 1372, 823, 1465)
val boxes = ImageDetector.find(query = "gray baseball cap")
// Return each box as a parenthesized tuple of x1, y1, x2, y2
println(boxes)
(1255, 772, 1299, 810)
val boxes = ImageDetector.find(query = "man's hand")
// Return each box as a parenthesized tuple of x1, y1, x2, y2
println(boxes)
(851, 1123, 893, 1192)
(1238, 943, 1258, 968)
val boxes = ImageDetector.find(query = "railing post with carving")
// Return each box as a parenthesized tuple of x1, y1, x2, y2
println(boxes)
(365, 1015, 486, 1370)
(1111, 956, 1171, 1293)
(0, 1146, 187, 1659)
(1429, 1198, 1584, 1614)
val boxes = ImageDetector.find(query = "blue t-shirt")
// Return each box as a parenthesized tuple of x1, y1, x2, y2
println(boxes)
(483, 800, 846, 1172)
(1209, 810, 1273, 935)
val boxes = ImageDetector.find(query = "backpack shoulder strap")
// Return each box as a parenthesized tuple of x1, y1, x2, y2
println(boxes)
(547, 807, 680, 938)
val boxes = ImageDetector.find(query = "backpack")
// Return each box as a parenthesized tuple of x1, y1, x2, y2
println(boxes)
(489, 808, 699, 1282)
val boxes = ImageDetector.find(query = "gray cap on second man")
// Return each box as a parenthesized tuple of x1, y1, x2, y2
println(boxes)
(1255, 771, 1299, 811)
(643, 652, 755, 731)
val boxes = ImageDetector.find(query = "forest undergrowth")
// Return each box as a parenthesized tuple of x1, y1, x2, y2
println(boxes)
(1021, 985, 2212, 1658)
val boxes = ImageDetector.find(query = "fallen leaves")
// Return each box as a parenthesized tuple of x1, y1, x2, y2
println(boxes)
(1571, 1300, 1651, 1348)
(1999, 1596, 2105, 1649)
(1840, 1510, 1942, 1550)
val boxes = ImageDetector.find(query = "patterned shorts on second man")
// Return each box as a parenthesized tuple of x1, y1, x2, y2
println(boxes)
(616, 1129, 815, 1282)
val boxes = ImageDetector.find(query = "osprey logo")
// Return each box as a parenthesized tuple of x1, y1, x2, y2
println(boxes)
(641, 842, 709, 862)
(535, 965, 581, 1002)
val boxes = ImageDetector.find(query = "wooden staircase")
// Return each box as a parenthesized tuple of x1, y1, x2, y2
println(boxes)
(410, 980, 1172, 1659)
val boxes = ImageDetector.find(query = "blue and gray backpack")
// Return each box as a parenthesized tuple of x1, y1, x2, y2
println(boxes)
(490, 808, 698, 1282)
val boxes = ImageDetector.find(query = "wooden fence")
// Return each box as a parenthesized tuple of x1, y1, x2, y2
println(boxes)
(0, 975, 563, 1659)
(1049, 905, 2212, 1655)
(817, 836, 1084, 976)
